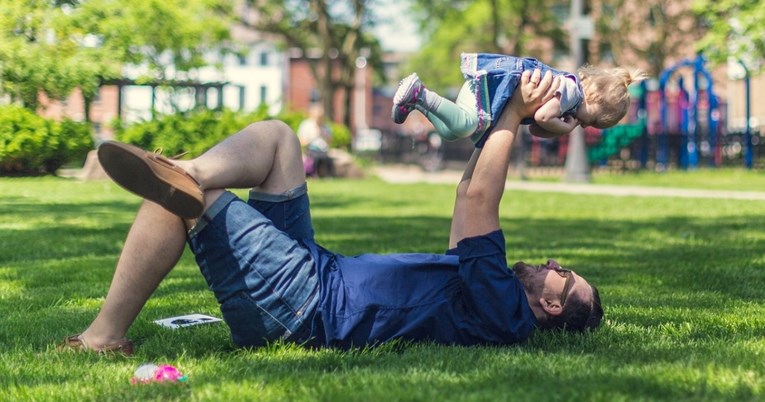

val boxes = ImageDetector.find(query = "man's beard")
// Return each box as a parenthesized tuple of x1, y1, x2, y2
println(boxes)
(512, 262, 542, 293)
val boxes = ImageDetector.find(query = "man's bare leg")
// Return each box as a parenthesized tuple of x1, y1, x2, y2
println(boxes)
(78, 200, 188, 349)
(179, 120, 305, 195)
(77, 120, 305, 350)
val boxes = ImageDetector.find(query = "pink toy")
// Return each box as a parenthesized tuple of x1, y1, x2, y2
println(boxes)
(131, 363, 188, 384)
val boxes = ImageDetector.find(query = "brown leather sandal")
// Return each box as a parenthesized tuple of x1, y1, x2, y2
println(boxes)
(97, 141, 204, 218)
(60, 334, 135, 356)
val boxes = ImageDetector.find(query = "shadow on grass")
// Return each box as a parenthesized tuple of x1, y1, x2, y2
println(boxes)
(1, 189, 764, 336)
(2, 189, 764, 314)
(1, 186, 764, 400)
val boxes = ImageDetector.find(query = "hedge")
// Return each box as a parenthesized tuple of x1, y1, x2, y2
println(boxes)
(115, 107, 352, 159)
(0, 105, 93, 175)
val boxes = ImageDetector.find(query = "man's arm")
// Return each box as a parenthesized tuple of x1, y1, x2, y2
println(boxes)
(449, 148, 481, 248)
(449, 69, 558, 247)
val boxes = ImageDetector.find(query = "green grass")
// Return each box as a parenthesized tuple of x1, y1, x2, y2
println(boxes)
(508, 167, 765, 191)
(589, 168, 765, 191)
(1, 172, 764, 401)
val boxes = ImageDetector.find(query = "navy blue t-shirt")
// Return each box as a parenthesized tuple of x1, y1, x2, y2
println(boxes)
(307, 230, 537, 348)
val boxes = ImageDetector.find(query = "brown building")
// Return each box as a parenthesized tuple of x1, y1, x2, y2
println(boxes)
(286, 49, 374, 135)
(38, 87, 121, 141)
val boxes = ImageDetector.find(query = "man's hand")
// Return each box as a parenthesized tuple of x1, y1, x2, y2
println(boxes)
(509, 69, 560, 119)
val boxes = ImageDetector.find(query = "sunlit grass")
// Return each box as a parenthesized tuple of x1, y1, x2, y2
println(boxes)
(1, 172, 763, 401)
(590, 167, 765, 191)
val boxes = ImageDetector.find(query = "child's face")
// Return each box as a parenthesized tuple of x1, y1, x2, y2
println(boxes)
(575, 103, 607, 129)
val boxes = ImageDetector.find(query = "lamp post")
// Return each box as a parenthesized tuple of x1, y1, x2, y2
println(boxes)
(740, 60, 752, 169)
(564, 0, 592, 182)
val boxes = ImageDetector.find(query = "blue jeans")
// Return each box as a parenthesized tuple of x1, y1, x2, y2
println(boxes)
(460, 53, 570, 147)
(187, 184, 319, 347)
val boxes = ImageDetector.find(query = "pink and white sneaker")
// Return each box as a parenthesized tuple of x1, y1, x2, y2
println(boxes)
(391, 73, 425, 124)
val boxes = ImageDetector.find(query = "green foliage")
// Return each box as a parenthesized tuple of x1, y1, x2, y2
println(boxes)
(328, 121, 352, 149)
(116, 108, 353, 157)
(72, 0, 234, 81)
(405, 1, 495, 91)
(0, 106, 49, 174)
(45, 118, 95, 173)
(0, 105, 93, 175)
(282, 109, 352, 149)
(116, 108, 267, 158)
(251, 0, 385, 126)
(278, 109, 310, 133)
(0, 0, 234, 113)
(693, 0, 765, 70)
(405, 0, 568, 92)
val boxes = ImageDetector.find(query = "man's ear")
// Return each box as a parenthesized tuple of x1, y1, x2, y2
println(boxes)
(539, 298, 564, 316)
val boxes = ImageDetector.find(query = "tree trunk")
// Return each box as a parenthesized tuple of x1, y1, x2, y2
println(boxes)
(83, 97, 92, 123)
(312, 0, 335, 119)
(489, 0, 501, 52)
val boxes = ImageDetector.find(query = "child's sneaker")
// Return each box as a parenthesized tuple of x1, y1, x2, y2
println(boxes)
(391, 73, 424, 124)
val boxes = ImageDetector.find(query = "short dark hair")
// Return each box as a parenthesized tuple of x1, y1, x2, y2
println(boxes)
(538, 284, 603, 332)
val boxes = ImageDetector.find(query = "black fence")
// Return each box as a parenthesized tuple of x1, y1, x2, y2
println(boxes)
(375, 128, 764, 172)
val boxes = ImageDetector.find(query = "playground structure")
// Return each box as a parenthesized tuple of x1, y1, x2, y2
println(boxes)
(376, 55, 761, 172)
(523, 55, 762, 171)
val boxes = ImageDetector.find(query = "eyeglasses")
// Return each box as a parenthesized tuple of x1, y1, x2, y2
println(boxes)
(552, 267, 573, 308)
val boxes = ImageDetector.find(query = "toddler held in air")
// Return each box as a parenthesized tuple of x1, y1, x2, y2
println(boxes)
(392, 52, 646, 147)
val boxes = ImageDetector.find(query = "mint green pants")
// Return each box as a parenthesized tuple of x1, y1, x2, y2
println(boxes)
(415, 81, 479, 142)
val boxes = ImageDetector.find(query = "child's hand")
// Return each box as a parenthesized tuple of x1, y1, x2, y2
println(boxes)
(561, 115, 579, 129)
(528, 115, 579, 139)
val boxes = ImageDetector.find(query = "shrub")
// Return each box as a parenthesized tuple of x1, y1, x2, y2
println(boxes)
(114, 107, 354, 159)
(116, 108, 269, 158)
(282, 110, 352, 150)
(44, 119, 94, 173)
(0, 105, 93, 175)
(328, 122, 351, 150)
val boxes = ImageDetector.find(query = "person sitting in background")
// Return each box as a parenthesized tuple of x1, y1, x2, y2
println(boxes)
(297, 104, 334, 177)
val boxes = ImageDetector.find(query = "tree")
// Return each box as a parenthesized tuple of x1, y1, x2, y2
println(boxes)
(692, 0, 765, 71)
(0, 0, 235, 120)
(594, 1, 704, 77)
(244, 0, 385, 127)
(70, 0, 234, 118)
(405, 0, 568, 92)
(0, 0, 89, 110)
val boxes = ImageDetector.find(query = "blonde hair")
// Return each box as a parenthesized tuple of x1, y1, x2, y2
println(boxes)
(578, 66, 648, 127)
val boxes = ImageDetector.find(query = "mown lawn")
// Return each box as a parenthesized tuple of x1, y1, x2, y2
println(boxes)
(0, 172, 763, 401)
(590, 167, 765, 191)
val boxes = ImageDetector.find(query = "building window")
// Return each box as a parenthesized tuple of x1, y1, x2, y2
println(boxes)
(259, 51, 269, 66)
(259, 85, 268, 105)
(237, 53, 248, 66)
(238, 86, 246, 110)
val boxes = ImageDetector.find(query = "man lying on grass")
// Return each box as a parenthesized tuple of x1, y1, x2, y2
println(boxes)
(62, 69, 602, 355)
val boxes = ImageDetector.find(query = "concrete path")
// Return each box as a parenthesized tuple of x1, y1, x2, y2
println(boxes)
(373, 165, 765, 201)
